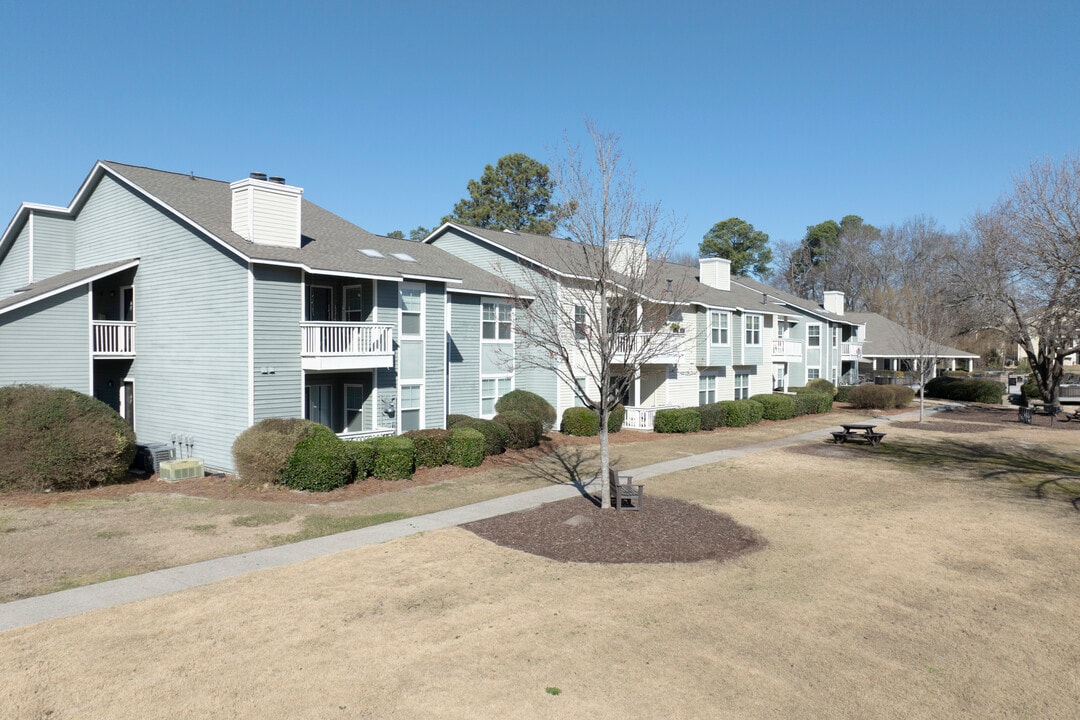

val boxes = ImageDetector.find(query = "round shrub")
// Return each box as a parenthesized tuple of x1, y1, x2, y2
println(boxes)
(835, 385, 856, 403)
(232, 418, 336, 486)
(404, 428, 451, 467)
(346, 440, 376, 480)
(495, 390, 556, 431)
(889, 385, 916, 408)
(607, 404, 626, 433)
(794, 388, 833, 414)
(369, 437, 416, 480)
(925, 376, 1006, 404)
(654, 408, 701, 433)
(447, 427, 484, 467)
(561, 406, 600, 436)
(847, 384, 914, 409)
(494, 411, 543, 449)
(710, 399, 765, 427)
(446, 414, 472, 428)
(750, 393, 797, 421)
(454, 418, 508, 456)
(806, 378, 837, 397)
(281, 432, 352, 492)
(0, 384, 136, 493)
(699, 402, 723, 431)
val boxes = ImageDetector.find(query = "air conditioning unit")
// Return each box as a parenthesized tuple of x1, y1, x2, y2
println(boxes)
(159, 458, 205, 482)
(132, 443, 175, 475)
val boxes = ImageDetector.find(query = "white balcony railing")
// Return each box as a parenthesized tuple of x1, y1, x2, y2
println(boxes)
(841, 342, 864, 359)
(338, 428, 396, 442)
(623, 405, 679, 431)
(614, 332, 683, 364)
(93, 321, 136, 356)
(301, 322, 395, 370)
(771, 339, 803, 358)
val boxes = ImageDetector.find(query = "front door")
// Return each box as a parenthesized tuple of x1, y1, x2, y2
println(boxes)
(309, 286, 334, 322)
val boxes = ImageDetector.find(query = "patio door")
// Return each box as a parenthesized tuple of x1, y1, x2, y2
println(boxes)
(309, 286, 334, 322)
(307, 384, 333, 429)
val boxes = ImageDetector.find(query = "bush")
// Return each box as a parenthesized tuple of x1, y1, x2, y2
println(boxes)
(793, 392, 822, 416)
(0, 385, 137, 493)
(806, 378, 838, 397)
(404, 429, 451, 467)
(345, 440, 376, 480)
(454, 418, 508, 456)
(654, 408, 701, 433)
(494, 390, 556, 431)
(446, 414, 472, 428)
(493, 411, 543, 449)
(794, 388, 833, 414)
(715, 399, 764, 427)
(699, 402, 724, 431)
(281, 433, 352, 492)
(369, 437, 415, 480)
(847, 384, 915, 409)
(607, 403, 626, 433)
(750, 393, 797, 420)
(835, 385, 856, 403)
(1020, 378, 1041, 403)
(232, 417, 336, 486)
(924, 376, 1006, 404)
(561, 406, 599, 436)
(447, 427, 484, 467)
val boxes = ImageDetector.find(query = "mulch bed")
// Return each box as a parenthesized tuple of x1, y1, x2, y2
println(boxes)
(463, 495, 766, 564)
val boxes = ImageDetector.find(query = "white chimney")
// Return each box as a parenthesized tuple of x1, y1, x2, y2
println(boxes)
(608, 235, 647, 276)
(823, 290, 845, 315)
(231, 174, 303, 248)
(698, 257, 730, 291)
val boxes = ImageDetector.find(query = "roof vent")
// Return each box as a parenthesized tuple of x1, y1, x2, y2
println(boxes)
(502, 228, 518, 234)
(249, 172, 268, 181)
(391, 252, 417, 262)
(360, 249, 384, 258)
(268, 176, 286, 184)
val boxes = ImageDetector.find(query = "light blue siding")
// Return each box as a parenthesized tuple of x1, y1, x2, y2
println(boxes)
(31, 213, 75, 281)
(424, 281, 445, 428)
(73, 175, 250, 472)
(0, 286, 89, 390)
(375, 279, 399, 429)
(448, 295, 480, 416)
(0, 223, 30, 297)
(253, 264, 303, 421)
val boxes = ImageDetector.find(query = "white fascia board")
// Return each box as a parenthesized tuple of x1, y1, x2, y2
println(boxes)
(0, 259, 140, 317)
(251, 259, 399, 283)
(400, 273, 464, 284)
(428, 223, 578, 280)
(447, 287, 535, 301)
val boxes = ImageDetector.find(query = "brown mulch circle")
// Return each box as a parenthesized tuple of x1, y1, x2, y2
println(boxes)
(462, 495, 766, 564)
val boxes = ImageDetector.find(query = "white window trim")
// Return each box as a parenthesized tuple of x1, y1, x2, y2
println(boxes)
(343, 283, 368, 323)
(807, 366, 821, 381)
(698, 372, 718, 405)
(831, 326, 839, 349)
(744, 313, 762, 347)
(345, 383, 366, 433)
(710, 311, 731, 346)
(399, 282, 424, 338)
(807, 323, 822, 348)
(734, 371, 750, 400)
(479, 374, 514, 419)
(398, 381, 424, 433)
(481, 298, 514, 343)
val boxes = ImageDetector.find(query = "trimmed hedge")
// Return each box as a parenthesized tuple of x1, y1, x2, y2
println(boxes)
(404, 429, 451, 467)
(369, 437, 416, 480)
(493, 411, 543, 449)
(233, 418, 337, 486)
(345, 439, 376, 480)
(0, 384, 137, 493)
(835, 385, 856, 403)
(750, 393, 797, 421)
(699, 402, 724, 431)
(454, 418, 509, 456)
(446, 414, 472, 428)
(701, 400, 766, 429)
(561, 406, 599, 436)
(794, 388, 833, 414)
(607, 404, 626, 433)
(281, 432, 352, 492)
(655, 408, 701, 433)
(495, 390, 556, 431)
(448, 427, 484, 467)
(806, 378, 838, 397)
(847, 384, 915, 409)
(925, 376, 1007, 404)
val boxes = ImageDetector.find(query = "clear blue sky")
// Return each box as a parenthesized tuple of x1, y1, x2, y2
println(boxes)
(2, 0, 1077, 259)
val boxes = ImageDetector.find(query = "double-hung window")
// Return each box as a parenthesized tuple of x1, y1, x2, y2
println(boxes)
(832, 327, 839, 349)
(734, 372, 750, 400)
(400, 285, 422, 336)
(808, 324, 821, 347)
(744, 314, 761, 346)
(710, 311, 729, 345)
(807, 367, 820, 380)
(574, 305, 587, 340)
(482, 301, 512, 340)
(699, 374, 717, 405)
(400, 384, 421, 431)
(481, 377, 512, 416)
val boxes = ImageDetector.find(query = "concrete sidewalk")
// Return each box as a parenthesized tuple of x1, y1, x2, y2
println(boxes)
(0, 409, 929, 632)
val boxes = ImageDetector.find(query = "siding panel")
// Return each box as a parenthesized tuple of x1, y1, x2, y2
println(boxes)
(0, 286, 89, 390)
(0, 224, 30, 297)
(253, 264, 303, 421)
(31, 214, 75, 281)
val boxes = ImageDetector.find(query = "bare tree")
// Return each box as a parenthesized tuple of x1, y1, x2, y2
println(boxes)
(959, 154, 1080, 405)
(507, 122, 687, 509)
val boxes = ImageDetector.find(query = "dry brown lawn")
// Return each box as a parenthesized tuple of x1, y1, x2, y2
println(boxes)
(3, 409, 1080, 718)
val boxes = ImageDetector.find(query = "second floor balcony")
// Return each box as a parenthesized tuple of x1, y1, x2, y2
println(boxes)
(614, 332, 684, 365)
(93, 321, 136, 357)
(841, 342, 864, 360)
(771, 339, 803, 359)
(301, 322, 394, 371)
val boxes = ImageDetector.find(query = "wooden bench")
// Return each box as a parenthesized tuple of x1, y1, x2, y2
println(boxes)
(608, 466, 644, 511)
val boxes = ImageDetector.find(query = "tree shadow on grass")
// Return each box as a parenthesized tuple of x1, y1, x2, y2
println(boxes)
(512, 442, 633, 508)
(874, 437, 1080, 509)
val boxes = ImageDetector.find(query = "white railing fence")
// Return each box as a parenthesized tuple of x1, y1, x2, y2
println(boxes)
(92, 321, 136, 355)
(623, 404, 679, 431)
(301, 322, 394, 356)
(772, 339, 803, 356)
(338, 428, 396, 441)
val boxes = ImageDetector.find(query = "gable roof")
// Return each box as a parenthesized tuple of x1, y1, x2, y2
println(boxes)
(0, 259, 138, 316)
(845, 312, 978, 359)
(1, 163, 522, 298)
(731, 275, 856, 326)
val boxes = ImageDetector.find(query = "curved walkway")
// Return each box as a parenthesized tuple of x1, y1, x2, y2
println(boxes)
(0, 409, 931, 632)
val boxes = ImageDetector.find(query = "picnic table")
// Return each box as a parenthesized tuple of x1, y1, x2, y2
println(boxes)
(831, 423, 886, 446)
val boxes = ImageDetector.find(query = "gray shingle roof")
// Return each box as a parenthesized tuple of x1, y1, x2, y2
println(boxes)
(98, 162, 519, 296)
(845, 312, 978, 359)
(0, 259, 137, 315)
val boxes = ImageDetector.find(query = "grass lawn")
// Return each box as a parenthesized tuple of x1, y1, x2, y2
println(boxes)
(2, 407, 1079, 718)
